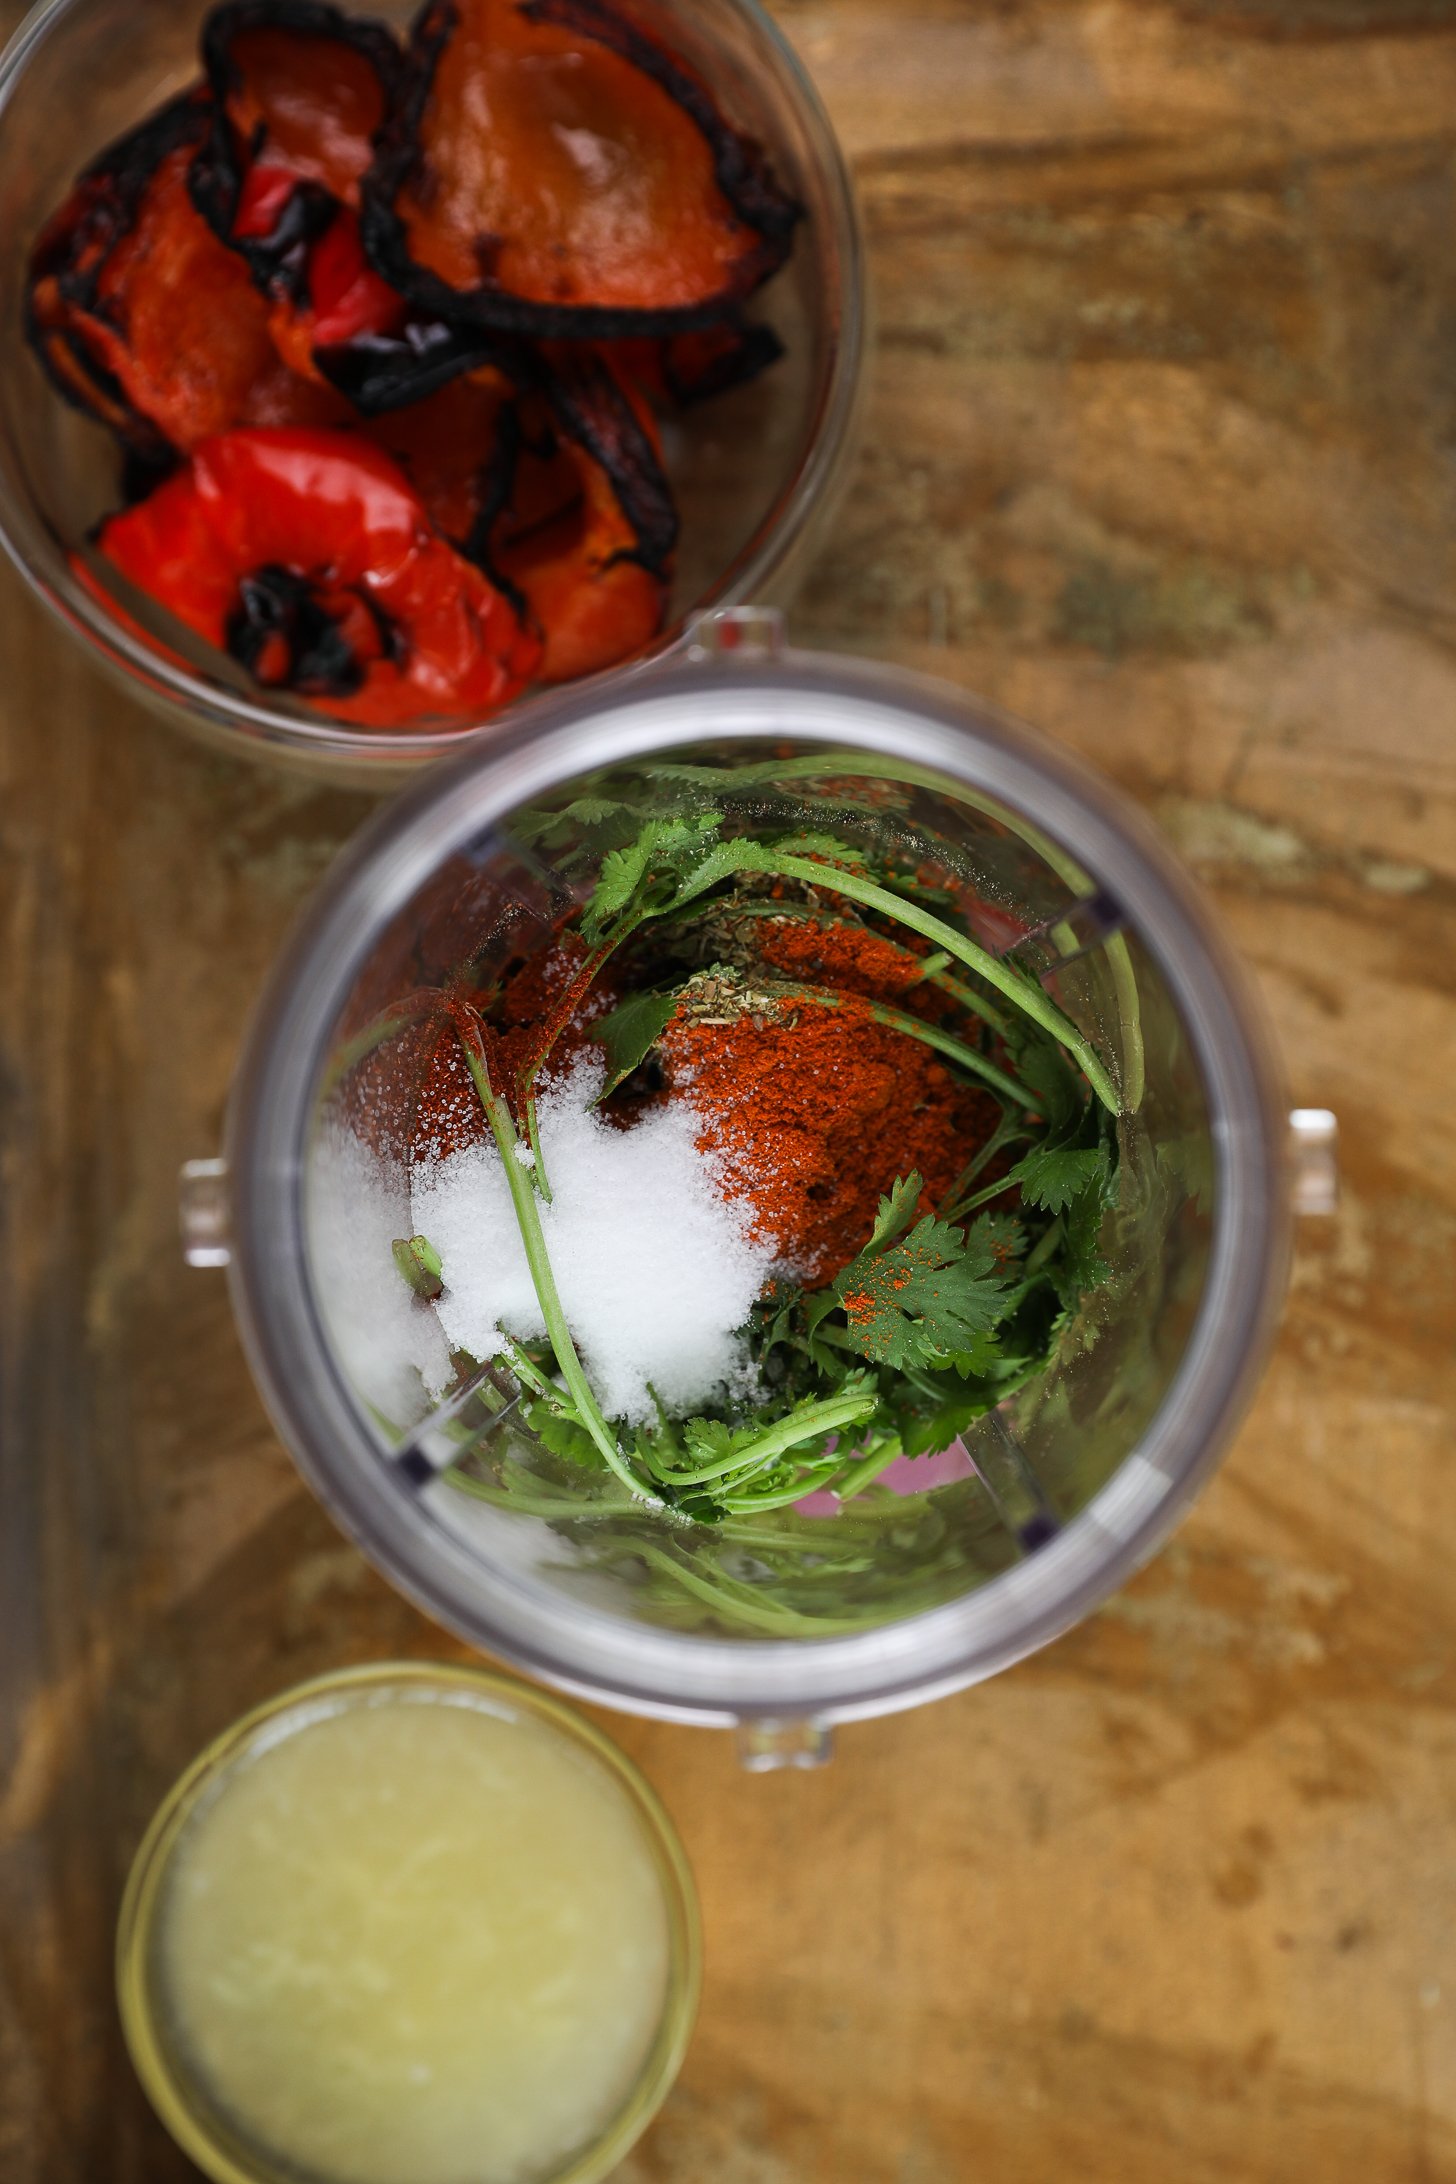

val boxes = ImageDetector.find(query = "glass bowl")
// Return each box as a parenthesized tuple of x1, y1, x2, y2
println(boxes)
(117, 1661, 702, 2184)
(0, 0, 863, 783)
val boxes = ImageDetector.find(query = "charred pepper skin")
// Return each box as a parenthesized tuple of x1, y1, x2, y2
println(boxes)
(95, 427, 542, 729)
(368, 348, 676, 684)
(27, 93, 208, 459)
(190, 2, 418, 381)
(360, 0, 802, 340)
(26, 91, 345, 457)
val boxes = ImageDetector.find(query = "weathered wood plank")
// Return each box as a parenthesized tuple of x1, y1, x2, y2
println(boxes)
(2, 2, 1453, 2179)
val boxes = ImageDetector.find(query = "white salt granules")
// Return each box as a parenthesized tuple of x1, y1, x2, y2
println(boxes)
(308, 1125, 454, 1426)
(411, 1063, 777, 1425)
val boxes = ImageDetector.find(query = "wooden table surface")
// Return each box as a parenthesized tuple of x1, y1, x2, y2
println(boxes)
(4, 2, 1455, 2178)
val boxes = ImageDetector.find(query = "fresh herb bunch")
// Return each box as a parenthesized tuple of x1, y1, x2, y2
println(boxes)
(398, 773, 1126, 1523)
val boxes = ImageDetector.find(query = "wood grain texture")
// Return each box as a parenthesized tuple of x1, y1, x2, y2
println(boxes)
(2, 2, 1454, 2179)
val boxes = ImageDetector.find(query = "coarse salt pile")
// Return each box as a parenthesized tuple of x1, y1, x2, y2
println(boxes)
(309, 1124, 454, 1423)
(411, 1062, 778, 1425)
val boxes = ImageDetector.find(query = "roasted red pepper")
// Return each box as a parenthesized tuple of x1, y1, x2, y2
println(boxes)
(374, 347, 675, 682)
(95, 427, 542, 727)
(497, 354, 675, 682)
(27, 91, 346, 456)
(369, 367, 518, 543)
(608, 319, 786, 408)
(31, 0, 804, 722)
(362, 0, 801, 338)
(190, 2, 410, 380)
(493, 420, 669, 683)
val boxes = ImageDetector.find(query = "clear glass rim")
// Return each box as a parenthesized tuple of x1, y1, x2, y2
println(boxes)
(116, 1659, 703, 2184)
(0, 0, 865, 770)
(220, 650, 1292, 1725)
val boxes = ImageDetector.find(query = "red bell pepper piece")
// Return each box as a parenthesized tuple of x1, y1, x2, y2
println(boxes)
(191, 3, 410, 383)
(26, 91, 347, 455)
(95, 427, 542, 728)
(497, 350, 675, 681)
(372, 348, 675, 684)
(362, 0, 801, 338)
(606, 320, 786, 408)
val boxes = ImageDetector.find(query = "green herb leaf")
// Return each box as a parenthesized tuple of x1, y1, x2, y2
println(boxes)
(594, 989, 680, 1097)
(578, 825, 672, 937)
(834, 1215, 1014, 1370)
(524, 1400, 606, 1469)
(976, 1210, 1026, 1261)
(1051, 1181, 1113, 1305)
(668, 1376, 878, 1485)
(1006, 1142, 1109, 1215)
(508, 796, 641, 851)
(864, 1172, 924, 1256)
(1004, 1031, 1084, 1135)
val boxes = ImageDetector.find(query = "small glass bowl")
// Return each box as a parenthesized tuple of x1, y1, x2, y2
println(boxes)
(0, 0, 863, 783)
(116, 1661, 703, 2184)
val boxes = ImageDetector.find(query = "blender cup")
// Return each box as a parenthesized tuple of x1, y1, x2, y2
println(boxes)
(184, 622, 1331, 1760)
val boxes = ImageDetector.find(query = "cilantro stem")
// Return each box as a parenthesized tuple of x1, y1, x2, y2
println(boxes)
(939, 1109, 1034, 1222)
(1022, 1220, 1065, 1278)
(650, 1388, 877, 1487)
(490, 1335, 558, 1405)
(523, 1096, 553, 1202)
(827, 1436, 906, 1502)
(941, 1172, 1020, 1221)
(1106, 934, 1146, 1111)
(626, 1543, 887, 1636)
(453, 1014, 658, 1504)
(445, 1471, 635, 1521)
(738, 854, 1122, 1115)
(716, 1475, 845, 1515)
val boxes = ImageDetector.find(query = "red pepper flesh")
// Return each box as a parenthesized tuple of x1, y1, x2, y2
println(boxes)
(27, 91, 346, 454)
(369, 347, 674, 682)
(362, 0, 801, 338)
(96, 426, 542, 727)
(191, 3, 410, 382)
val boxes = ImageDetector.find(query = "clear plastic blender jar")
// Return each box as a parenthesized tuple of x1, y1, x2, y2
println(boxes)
(184, 619, 1331, 1761)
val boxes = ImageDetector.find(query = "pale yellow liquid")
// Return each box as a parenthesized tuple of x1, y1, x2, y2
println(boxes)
(157, 1694, 673, 2184)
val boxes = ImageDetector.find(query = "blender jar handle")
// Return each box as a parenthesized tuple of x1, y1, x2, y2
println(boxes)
(180, 1157, 231, 1267)
(735, 1717, 835, 1772)
(685, 606, 787, 661)
(1289, 1109, 1339, 1216)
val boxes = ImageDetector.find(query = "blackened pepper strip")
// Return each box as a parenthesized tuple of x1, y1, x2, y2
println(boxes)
(26, 90, 344, 456)
(95, 427, 542, 728)
(607, 319, 786, 410)
(190, 1, 408, 378)
(361, 0, 802, 338)
(494, 350, 677, 681)
(372, 348, 676, 682)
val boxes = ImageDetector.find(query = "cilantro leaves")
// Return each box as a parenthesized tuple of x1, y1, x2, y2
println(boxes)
(594, 988, 680, 1097)
(834, 1211, 1014, 1370)
(1007, 1142, 1110, 1216)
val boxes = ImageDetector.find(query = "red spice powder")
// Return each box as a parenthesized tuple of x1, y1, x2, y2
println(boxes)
(754, 914, 932, 998)
(660, 995, 999, 1289)
(401, 931, 620, 1162)
(407, 1024, 487, 1160)
(653, 912, 1002, 1285)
